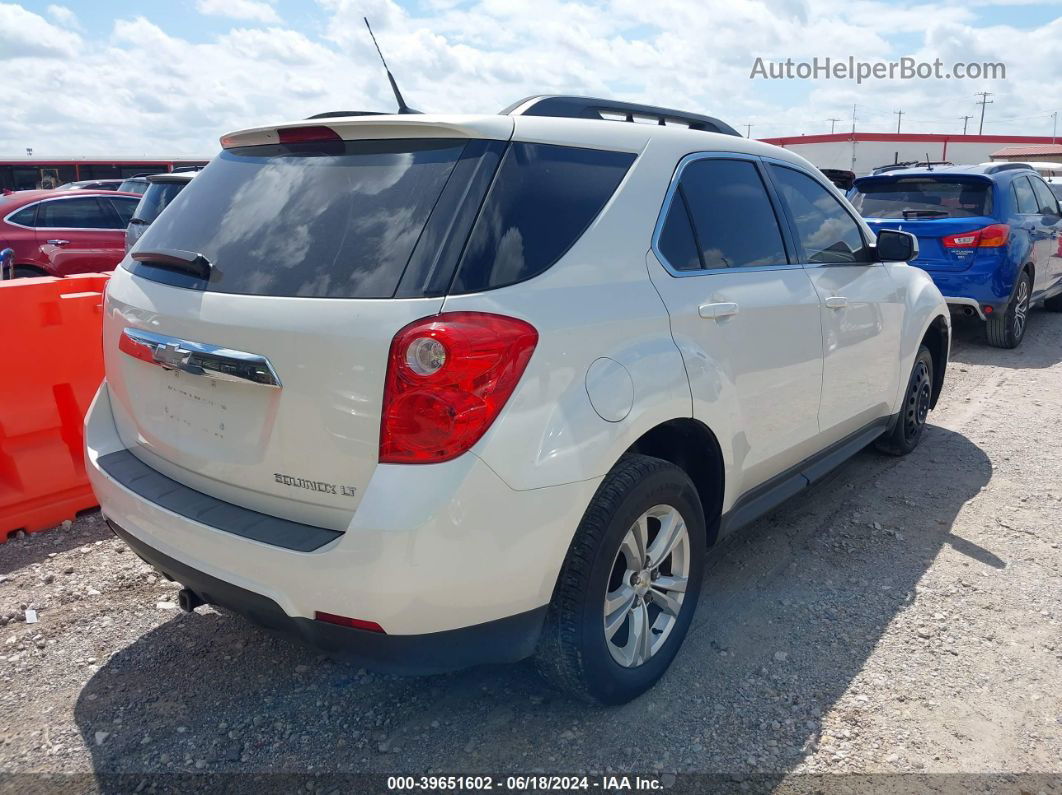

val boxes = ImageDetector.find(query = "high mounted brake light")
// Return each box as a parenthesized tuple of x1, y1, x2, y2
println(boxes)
(380, 312, 538, 464)
(276, 126, 343, 145)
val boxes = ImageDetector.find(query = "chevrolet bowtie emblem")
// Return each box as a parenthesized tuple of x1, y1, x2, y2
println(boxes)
(153, 342, 190, 369)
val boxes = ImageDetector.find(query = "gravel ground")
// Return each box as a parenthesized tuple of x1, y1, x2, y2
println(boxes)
(1, 312, 1060, 794)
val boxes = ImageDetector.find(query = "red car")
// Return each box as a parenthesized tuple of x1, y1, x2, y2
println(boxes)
(0, 189, 140, 278)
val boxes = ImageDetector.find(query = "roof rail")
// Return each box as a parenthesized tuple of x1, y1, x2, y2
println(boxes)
(502, 95, 741, 137)
(983, 162, 1035, 174)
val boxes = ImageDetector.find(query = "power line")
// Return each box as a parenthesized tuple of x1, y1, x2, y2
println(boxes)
(975, 91, 993, 135)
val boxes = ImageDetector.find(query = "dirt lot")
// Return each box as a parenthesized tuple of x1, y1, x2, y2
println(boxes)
(1, 312, 1060, 793)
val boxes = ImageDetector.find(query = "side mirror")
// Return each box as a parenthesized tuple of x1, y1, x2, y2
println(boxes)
(875, 229, 919, 262)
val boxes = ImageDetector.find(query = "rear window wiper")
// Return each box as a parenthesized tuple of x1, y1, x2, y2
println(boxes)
(901, 209, 949, 218)
(131, 249, 213, 279)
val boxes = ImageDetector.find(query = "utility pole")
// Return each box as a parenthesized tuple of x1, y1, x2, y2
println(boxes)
(1053, 111, 1058, 143)
(975, 91, 993, 134)
(744, 123, 753, 138)
(960, 115, 973, 135)
(894, 110, 904, 133)
(850, 105, 858, 171)
(851, 104, 857, 134)
(827, 117, 841, 134)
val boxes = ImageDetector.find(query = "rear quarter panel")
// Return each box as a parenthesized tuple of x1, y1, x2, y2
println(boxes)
(885, 261, 949, 412)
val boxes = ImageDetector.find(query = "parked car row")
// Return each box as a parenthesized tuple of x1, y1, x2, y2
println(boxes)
(0, 171, 196, 278)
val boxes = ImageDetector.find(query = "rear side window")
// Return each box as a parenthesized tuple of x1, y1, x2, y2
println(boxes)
(37, 197, 115, 229)
(771, 165, 869, 264)
(131, 182, 188, 224)
(7, 203, 37, 227)
(657, 193, 701, 271)
(850, 178, 992, 219)
(451, 143, 634, 292)
(1013, 177, 1039, 214)
(662, 158, 787, 270)
(130, 140, 468, 298)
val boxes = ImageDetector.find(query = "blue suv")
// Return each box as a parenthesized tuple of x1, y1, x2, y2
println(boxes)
(850, 163, 1062, 348)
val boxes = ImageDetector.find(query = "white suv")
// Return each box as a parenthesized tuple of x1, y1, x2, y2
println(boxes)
(86, 96, 949, 704)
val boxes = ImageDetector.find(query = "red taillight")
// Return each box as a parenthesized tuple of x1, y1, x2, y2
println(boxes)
(941, 224, 1010, 249)
(380, 312, 538, 464)
(276, 125, 342, 145)
(314, 611, 385, 633)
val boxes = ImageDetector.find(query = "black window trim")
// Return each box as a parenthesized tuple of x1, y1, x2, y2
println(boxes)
(761, 157, 877, 267)
(651, 151, 800, 277)
(1012, 175, 1038, 216)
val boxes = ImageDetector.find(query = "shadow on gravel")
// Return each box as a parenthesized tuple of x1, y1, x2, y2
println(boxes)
(949, 308, 1062, 370)
(73, 426, 992, 789)
(0, 510, 109, 576)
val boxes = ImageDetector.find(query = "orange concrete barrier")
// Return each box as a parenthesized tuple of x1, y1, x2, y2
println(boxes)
(0, 274, 109, 541)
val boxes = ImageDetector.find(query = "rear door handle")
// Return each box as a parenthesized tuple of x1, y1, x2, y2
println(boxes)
(825, 296, 848, 309)
(46, 239, 70, 246)
(698, 302, 739, 319)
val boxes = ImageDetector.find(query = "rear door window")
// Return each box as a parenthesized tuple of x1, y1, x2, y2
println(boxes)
(663, 158, 788, 270)
(107, 196, 138, 225)
(771, 165, 869, 264)
(850, 178, 992, 219)
(37, 197, 115, 229)
(130, 139, 469, 298)
(1029, 177, 1060, 215)
(451, 143, 635, 292)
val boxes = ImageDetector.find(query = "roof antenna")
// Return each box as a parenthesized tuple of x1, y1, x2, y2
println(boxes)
(364, 17, 420, 115)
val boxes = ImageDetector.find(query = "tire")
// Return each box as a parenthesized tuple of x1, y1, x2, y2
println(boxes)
(986, 270, 1031, 348)
(876, 344, 933, 456)
(535, 454, 706, 705)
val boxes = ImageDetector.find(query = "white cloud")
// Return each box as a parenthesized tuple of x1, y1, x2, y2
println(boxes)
(195, 0, 281, 24)
(45, 4, 79, 29)
(0, 0, 1057, 155)
(0, 3, 81, 58)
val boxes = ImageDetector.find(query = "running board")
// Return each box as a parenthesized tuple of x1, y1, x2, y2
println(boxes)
(719, 417, 892, 538)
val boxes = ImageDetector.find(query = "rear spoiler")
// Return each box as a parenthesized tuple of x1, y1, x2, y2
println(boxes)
(221, 116, 514, 149)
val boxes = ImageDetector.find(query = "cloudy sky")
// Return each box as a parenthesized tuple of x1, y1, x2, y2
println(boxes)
(1, 0, 1059, 156)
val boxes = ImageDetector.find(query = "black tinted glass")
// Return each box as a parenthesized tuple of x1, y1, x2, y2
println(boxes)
(850, 178, 992, 219)
(131, 182, 187, 224)
(452, 143, 635, 292)
(38, 197, 113, 229)
(8, 204, 37, 226)
(108, 197, 137, 225)
(1013, 177, 1038, 214)
(679, 159, 787, 268)
(770, 165, 869, 264)
(657, 190, 701, 271)
(1029, 177, 1060, 215)
(129, 139, 467, 298)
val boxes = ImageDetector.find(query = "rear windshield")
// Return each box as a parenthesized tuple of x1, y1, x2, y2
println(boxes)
(126, 138, 635, 299)
(849, 178, 992, 219)
(131, 181, 191, 225)
(118, 179, 149, 195)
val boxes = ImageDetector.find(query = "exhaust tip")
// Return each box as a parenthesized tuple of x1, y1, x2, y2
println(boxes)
(177, 588, 205, 613)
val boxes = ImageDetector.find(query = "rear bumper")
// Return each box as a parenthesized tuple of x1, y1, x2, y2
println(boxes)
(86, 381, 600, 665)
(943, 296, 987, 320)
(107, 517, 546, 674)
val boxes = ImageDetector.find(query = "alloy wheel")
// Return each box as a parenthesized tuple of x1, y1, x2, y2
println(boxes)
(1012, 277, 1030, 341)
(603, 504, 691, 668)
